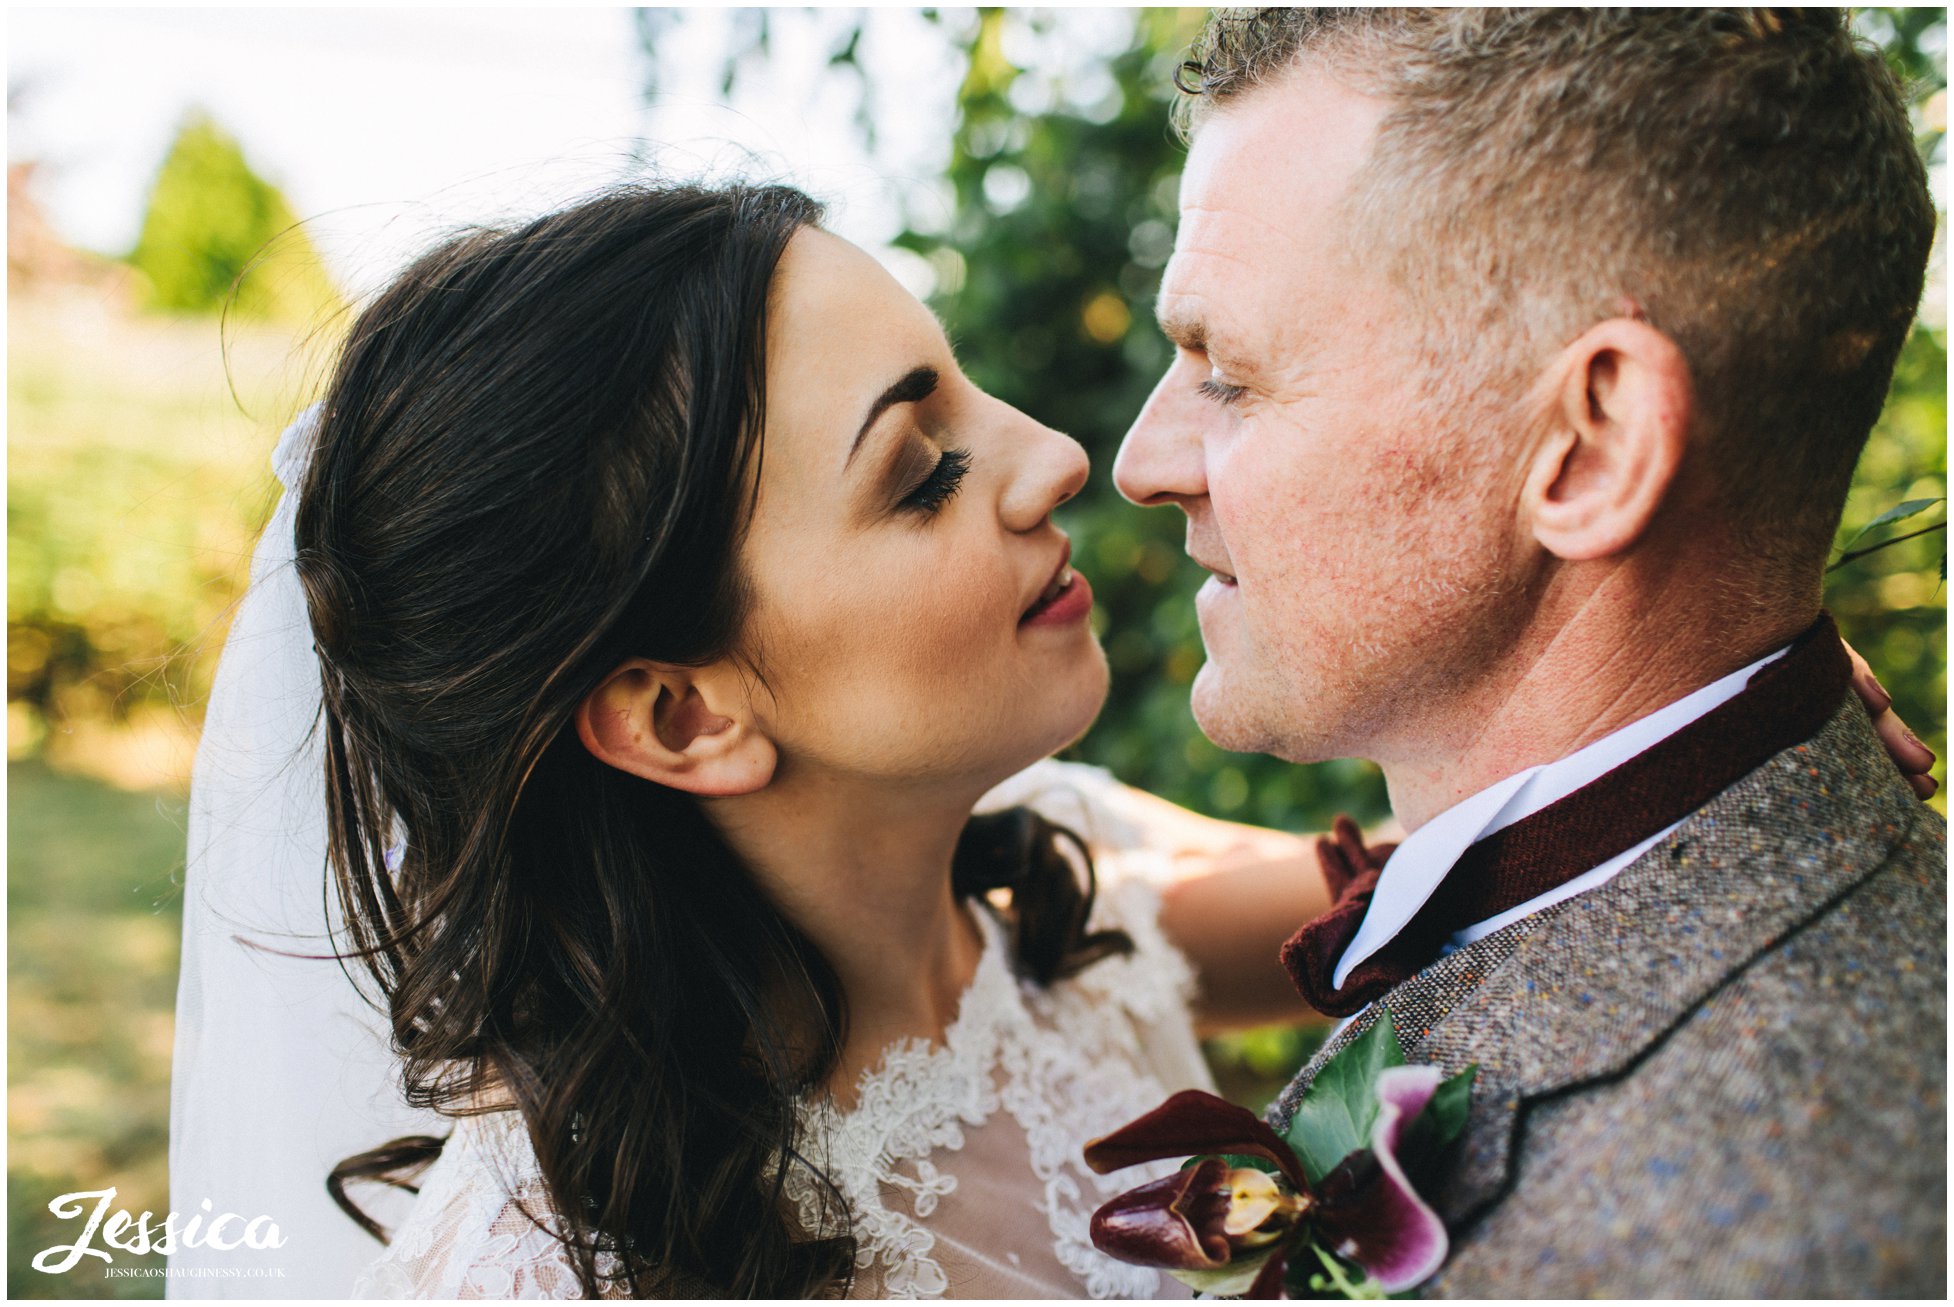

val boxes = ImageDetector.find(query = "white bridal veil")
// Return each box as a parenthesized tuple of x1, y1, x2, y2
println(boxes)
(167, 407, 444, 1298)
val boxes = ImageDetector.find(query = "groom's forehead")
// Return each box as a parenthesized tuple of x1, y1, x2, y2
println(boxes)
(1178, 67, 1388, 220)
(1171, 204, 1320, 274)
(1156, 203, 1340, 367)
(1164, 81, 1383, 305)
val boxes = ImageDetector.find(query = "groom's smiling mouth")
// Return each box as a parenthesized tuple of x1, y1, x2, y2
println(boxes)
(1192, 555, 1238, 586)
(1187, 528, 1237, 586)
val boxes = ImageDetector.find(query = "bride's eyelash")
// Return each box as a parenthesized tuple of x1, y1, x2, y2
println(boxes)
(901, 447, 972, 515)
(1198, 377, 1247, 405)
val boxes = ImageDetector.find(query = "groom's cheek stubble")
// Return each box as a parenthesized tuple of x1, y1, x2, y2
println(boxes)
(1137, 66, 1549, 770)
(1188, 372, 1530, 770)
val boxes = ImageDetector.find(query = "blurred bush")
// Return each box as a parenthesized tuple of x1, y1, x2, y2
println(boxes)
(6, 298, 298, 781)
(8, 438, 271, 732)
(128, 109, 341, 323)
(1829, 325, 1947, 795)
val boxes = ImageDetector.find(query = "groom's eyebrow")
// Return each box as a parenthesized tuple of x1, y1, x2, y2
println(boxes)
(847, 366, 940, 470)
(1159, 311, 1257, 378)
(1157, 313, 1207, 354)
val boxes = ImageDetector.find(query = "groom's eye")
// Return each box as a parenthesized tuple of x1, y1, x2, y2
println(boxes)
(1197, 377, 1248, 406)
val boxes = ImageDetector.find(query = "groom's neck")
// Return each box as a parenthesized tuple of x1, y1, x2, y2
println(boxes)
(1377, 567, 1818, 833)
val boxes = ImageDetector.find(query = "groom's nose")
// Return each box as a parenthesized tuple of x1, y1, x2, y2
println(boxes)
(1114, 363, 1209, 510)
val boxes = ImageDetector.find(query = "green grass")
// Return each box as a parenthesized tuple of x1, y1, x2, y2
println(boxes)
(9, 760, 186, 1300)
(8, 298, 295, 738)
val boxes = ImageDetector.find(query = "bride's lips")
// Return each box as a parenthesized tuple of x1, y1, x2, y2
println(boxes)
(1021, 542, 1093, 628)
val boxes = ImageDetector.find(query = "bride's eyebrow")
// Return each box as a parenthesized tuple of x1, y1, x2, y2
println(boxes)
(845, 365, 939, 471)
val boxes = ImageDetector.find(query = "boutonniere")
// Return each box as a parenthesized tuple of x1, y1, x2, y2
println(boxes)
(1083, 1011, 1474, 1299)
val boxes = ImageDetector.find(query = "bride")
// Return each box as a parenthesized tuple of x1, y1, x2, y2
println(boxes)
(171, 181, 1332, 1301)
(169, 181, 1922, 1300)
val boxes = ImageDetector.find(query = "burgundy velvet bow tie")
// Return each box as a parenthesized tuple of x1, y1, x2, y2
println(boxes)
(1280, 612, 1853, 1018)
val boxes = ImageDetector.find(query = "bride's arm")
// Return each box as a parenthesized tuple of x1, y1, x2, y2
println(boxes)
(1157, 840, 1335, 1037)
(1096, 785, 1345, 1035)
(982, 758, 1364, 1035)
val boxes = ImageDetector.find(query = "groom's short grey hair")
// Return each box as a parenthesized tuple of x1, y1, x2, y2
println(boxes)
(1175, 8, 1935, 585)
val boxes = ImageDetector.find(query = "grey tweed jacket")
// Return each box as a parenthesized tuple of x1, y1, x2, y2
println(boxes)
(1266, 697, 1946, 1296)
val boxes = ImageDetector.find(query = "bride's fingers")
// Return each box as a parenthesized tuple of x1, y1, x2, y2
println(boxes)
(1843, 640, 1892, 716)
(1870, 702, 1937, 784)
(1873, 706, 1934, 772)
(1841, 638, 1937, 797)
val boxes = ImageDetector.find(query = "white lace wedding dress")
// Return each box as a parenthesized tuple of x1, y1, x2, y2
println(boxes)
(349, 761, 1216, 1300)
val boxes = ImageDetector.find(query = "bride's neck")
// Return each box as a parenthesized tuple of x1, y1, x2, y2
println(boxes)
(707, 770, 990, 1104)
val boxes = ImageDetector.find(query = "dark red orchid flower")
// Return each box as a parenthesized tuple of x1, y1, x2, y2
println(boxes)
(1083, 1071, 1449, 1298)
(1090, 1158, 1236, 1271)
(1090, 1158, 1305, 1273)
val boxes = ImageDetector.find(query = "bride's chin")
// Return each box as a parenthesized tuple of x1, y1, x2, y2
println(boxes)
(966, 643, 1109, 789)
(1037, 646, 1112, 758)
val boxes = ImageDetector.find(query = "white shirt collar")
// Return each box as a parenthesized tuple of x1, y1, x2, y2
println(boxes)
(1332, 643, 1793, 989)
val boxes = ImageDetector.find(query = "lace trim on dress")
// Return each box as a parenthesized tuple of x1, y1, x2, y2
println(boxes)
(786, 875, 1198, 1300)
(354, 824, 1207, 1301)
(788, 911, 1012, 1298)
(350, 1111, 629, 1300)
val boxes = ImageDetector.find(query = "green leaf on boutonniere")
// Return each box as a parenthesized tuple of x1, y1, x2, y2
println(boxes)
(1183, 1151, 1282, 1175)
(1414, 1062, 1469, 1140)
(1283, 1009, 1408, 1185)
(1401, 1063, 1477, 1169)
(1174, 1245, 1283, 1297)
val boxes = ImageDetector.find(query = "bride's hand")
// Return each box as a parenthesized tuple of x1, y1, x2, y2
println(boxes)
(1844, 639, 1938, 800)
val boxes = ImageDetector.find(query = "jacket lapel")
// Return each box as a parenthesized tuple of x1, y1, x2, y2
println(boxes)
(1271, 697, 1923, 1230)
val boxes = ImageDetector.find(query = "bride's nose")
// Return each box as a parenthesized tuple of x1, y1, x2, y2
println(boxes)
(999, 416, 1090, 534)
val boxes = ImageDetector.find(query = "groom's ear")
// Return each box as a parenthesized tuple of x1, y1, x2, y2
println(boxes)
(1521, 316, 1695, 562)
(574, 658, 776, 797)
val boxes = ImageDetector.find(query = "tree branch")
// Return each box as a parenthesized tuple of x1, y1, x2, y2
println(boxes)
(1827, 520, 1947, 571)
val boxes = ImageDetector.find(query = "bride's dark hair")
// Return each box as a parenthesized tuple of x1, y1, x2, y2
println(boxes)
(294, 182, 1131, 1297)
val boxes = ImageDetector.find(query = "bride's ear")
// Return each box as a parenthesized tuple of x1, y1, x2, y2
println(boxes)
(574, 658, 776, 797)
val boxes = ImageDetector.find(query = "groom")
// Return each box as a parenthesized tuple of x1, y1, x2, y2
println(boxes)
(1114, 8, 1944, 1296)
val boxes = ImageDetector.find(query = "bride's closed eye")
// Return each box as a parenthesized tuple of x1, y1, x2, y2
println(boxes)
(901, 446, 972, 516)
